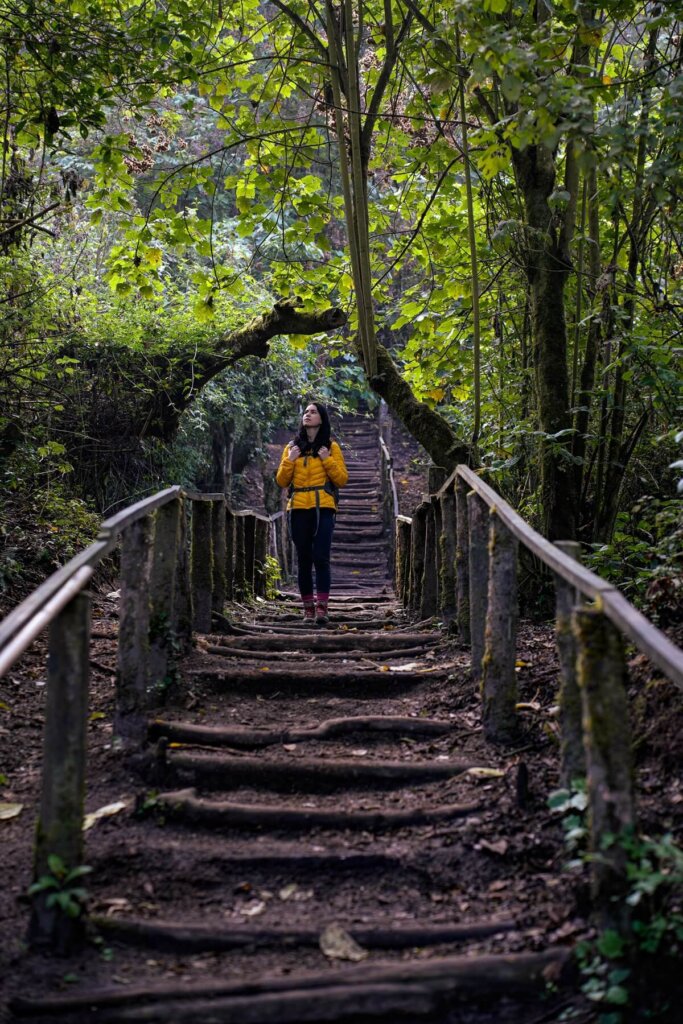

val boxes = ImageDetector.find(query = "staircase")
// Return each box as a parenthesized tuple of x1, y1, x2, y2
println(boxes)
(10, 414, 568, 1023)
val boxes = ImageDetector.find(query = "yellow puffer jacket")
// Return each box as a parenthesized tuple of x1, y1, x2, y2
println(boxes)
(276, 441, 349, 511)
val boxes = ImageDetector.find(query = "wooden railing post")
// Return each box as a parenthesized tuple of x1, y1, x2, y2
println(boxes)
(211, 498, 226, 614)
(439, 483, 456, 621)
(454, 475, 471, 642)
(482, 513, 519, 744)
(234, 514, 246, 598)
(467, 491, 489, 682)
(420, 500, 439, 619)
(30, 592, 90, 951)
(224, 506, 235, 602)
(149, 499, 180, 693)
(554, 540, 584, 786)
(395, 518, 412, 605)
(409, 502, 428, 616)
(573, 605, 635, 930)
(254, 517, 268, 597)
(173, 496, 192, 653)
(115, 516, 154, 743)
(244, 513, 256, 595)
(191, 499, 213, 632)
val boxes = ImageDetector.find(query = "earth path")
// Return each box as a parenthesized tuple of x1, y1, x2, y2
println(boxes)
(11, 415, 573, 1023)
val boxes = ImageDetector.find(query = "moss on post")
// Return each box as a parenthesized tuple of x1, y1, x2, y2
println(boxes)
(395, 519, 412, 604)
(116, 516, 154, 744)
(467, 491, 488, 683)
(30, 592, 90, 952)
(149, 500, 180, 695)
(439, 487, 457, 620)
(482, 514, 519, 745)
(191, 500, 213, 633)
(574, 605, 636, 930)
(233, 515, 247, 598)
(173, 497, 192, 653)
(554, 540, 584, 786)
(253, 518, 268, 597)
(224, 507, 235, 602)
(455, 476, 470, 642)
(211, 498, 226, 613)
(409, 502, 428, 617)
(243, 514, 257, 595)
(420, 501, 439, 619)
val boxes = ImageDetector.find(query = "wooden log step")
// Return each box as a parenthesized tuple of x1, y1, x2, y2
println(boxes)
(162, 751, 478, 791)
(202, 644, 432, 662)
(155, 789, 482, 830)
(187, 666, 451, 694)
(204, 632, 440, 652)
(93, 915, 517, 953)
(149, 715, 460, 749)
(12, 949, 569, 1020)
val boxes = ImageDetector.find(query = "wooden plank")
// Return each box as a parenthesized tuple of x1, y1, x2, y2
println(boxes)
(0, 542, 109, 652)
(0, 565, 95, 678)
(455, 466, 612, 598)
(99, 486, 182, 537)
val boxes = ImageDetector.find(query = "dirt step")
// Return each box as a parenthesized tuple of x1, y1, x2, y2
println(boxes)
(154, 788, 482, 831)
(11, 950, 569, 1022)
(203, 633, 438, 652)
(93, 915, 517, 953)
(149, 715, 459, 749)
(188, 665, 452, 694)
(161, 751, 480, 792)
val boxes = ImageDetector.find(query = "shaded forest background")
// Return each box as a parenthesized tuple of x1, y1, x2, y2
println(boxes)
(0, 0, 681, 618)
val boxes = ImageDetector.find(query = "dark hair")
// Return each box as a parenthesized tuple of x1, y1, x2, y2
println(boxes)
(293, 401, 332, 456)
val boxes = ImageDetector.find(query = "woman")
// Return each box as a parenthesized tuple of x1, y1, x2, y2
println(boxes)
(276, 402, 348, 624)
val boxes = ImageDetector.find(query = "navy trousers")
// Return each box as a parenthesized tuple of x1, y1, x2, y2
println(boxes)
(290, 508, 335, 598)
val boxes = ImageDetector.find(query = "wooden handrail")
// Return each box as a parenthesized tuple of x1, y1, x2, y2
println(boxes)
(447, 466, 683, 691)
(0, 488, 285, 679)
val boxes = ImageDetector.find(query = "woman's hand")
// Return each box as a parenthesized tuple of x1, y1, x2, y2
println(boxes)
(287, 444, 301, 462)
(318, 446, 330, 461)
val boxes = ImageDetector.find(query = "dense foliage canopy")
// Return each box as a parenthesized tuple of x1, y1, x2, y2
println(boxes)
(0, 0, 681, 609)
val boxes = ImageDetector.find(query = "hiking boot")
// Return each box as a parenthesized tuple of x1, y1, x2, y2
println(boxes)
(302, 600, 315, 623)
(315, 601, 329, 626)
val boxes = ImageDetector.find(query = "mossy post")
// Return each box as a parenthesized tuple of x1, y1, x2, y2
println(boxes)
(554, 541, 584, 786)
(420, 501, 439, 619)
(455, 476, 470, 641)
(482, 513, 519, 744)
(234, 514, 247, 598)
(439, 485, 457, 620)
(409, 502, 428, 616)
(574, 605, 635, 930)
(30, 592, 90, 952)
(243, 514, 257, 594)
(211, 498, 227, 614)
(395, 518, 412, 604)
(224, 506, 235, 602)
(253, 517, 268, 597)
(149, 499, 180, 693)
(191, 499, 213, 632)
(173, 496, 193, 653)
(432, 496, 443, 612)
(116, 516, 153, 744)
(467, 491, 489, 683)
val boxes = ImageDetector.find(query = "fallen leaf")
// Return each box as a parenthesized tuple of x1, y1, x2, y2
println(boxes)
(240, 900, 266, 917)
(465, 767, 505, 778)
(282, 744, 297, 752)
(278, 883, 299, 901)
(388, 661, 420, 672)
(259, 667, 270, 672)
(0, 802, 23, 821)
(320, 923, 368, 962)
(351, 749, 368, 757)
(83, 800, 128, 831)
(479, 838, 509, 856)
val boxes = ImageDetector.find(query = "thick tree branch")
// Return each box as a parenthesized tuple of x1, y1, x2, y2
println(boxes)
(363, 339, 472, 470)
